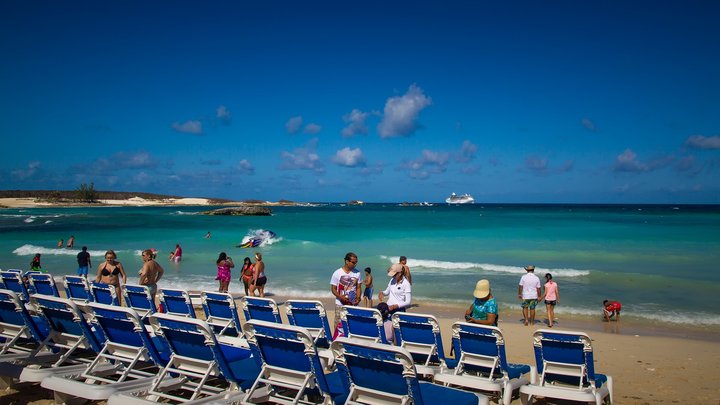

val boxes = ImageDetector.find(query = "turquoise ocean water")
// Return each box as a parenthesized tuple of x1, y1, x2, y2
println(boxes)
(2, 204, 719, 326)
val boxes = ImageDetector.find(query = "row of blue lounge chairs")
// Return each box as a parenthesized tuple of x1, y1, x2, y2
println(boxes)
(0, 269, 613, 404)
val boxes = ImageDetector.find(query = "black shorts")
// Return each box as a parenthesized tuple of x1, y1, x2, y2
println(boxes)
(545, 300, 557, 306)
(255, 276, 267, 286)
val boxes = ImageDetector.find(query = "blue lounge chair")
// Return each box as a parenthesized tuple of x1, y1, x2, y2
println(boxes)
(391, 312, 449, 377)
(519, 329, 613, 405)
(16, 295, 105, 383)
(122, 284, 158, 320)
(91, 281, 120, 306)
(42, 302, 173, 403)
(1, 271, 31, 302)
(158, 288, 196, 318)
(240, 296, 282, 324)
(0, 290, 51, 359)
(63, 275, 94, 303)
(285, 300, 334, 349)
(201, 291, 243, 336)
(108, 313, 261, 404)
(331, 337, 488, 405)
(433, 322, 533, 405)
(28, 273, 61, 297)
(340, 305, 390, 344)
(242, 319, 349, 404)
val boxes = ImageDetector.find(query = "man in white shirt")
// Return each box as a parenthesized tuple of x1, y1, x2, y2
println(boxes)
(379, 263, 412, 314)
(518, 265, 541, 326)
(330, 252, 363, 328)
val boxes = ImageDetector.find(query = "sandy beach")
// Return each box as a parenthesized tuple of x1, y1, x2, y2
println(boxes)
(2, 294, 718, 405)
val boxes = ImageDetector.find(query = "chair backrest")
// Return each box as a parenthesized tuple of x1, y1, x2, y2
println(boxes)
(240, 296, 282, 324)
(450, 322, 512, 379)
(331, 337, 427, 404)
(531, 329, 599, 387)
(63, 275, 94, 303)
(30, 294, 105, 353)
(201, 291, 243, 336)
(1, 271, 30, 302)
(340, 305, 389, 344)
(149, 313, 252, 384)
(28, 273, 60, 297)
(122, 284, 157, 316)
(285, 299, 333, 348)
(0, 289, 48, 351)
(243, 319, 344, 400)
(393, 312, 447, 366)
(158, 288, 196, 318)
(90, 281, 119, 306)
(83, 302, 169, 366)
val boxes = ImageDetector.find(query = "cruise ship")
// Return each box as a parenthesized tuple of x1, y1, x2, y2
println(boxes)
(445, 193, 475, 204)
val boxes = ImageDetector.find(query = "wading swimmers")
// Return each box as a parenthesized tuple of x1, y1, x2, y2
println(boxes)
(518, 265, 541, 326)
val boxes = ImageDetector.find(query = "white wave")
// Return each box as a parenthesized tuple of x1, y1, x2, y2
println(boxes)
(24, 216, 36, 223)
(380, 256, 590, 278)
(173, 210, 198, 215)
(239, 229, 281, 247)
(13, 244, 111, 257)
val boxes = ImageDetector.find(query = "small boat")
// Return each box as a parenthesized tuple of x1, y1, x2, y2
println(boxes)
(238, 229, 277, 248)
(445, 193, 474, 204)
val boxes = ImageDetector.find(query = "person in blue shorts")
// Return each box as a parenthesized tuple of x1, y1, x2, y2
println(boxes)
(76, 246, 91, 277)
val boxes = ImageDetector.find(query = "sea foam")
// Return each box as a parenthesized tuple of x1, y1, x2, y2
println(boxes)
(13, 244, 111, 257)
(380, 256, 590, 278)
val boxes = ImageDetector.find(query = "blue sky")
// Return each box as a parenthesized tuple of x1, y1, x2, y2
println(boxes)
(2, 1, 719, 203)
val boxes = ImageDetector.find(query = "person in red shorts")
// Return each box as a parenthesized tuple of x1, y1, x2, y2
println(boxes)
(603, 300, 622, 321)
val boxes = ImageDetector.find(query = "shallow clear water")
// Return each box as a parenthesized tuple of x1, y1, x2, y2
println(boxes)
(2, 203, 719, 325)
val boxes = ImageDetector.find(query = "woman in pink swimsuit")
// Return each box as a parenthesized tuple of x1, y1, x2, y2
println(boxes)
(540, 273, 560, 327)
(215, 252, 234, 293)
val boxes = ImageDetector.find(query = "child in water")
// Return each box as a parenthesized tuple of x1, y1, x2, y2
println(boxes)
(362, 267, 374, 307)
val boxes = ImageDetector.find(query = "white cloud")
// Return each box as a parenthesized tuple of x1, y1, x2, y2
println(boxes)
(280, 138, 324, 173)
(613, 149, 647, 172)
(341, 109, 370, 137)
(402, 149, 449, 179)
(238, 159, 255, 174)
(685, 135, 720, 149)
(332, 147, 366, 167)
(171, 120, 203, 135)
(286, 116, 303, 134)
(377, 84, 432, 138)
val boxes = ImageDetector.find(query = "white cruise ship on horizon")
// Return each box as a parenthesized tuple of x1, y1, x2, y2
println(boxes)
(445, 192, 475, 204)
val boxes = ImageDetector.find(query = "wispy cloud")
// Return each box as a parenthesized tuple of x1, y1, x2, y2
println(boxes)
(172, 120, 203, 135)
(581, 117, 597, 132)
(11, 161, 41, 180)
(685, 135, 720, 149)
(402, 149, 449, 179)
(304, 123, 322, 134)
(331, 147, 366, 167)
(341, 109, 370, 137)
(523, 155, 574, 175)
(456, 140, 478, 163)
(216, 105, 231, 125)
(280, 138, 324, 173)
(377, 84, 432, 138)
(286, 116, 303, 134)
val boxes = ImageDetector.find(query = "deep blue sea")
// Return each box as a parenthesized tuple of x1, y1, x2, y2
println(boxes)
(2, 204, 719, 326)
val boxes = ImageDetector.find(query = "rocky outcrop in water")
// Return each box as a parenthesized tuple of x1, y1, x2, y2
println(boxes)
(201, 206, 272, 216)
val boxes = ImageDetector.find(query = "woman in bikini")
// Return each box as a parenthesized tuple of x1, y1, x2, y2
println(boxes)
(95, 250, 127, 304)
(240, 257, 254, 296)
(215, 252, 234, 293)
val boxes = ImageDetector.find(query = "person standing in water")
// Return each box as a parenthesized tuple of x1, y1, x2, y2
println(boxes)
(250, 252, 267, 297)
(362, 267, 374, 307)
(240, 257, 255, 296)
(30, 253, 42, 272)
(215, 252, 234, 293)
(518, 265, 541, 326)
(540, 273, 560, 327)
(140, 249, 165, 303)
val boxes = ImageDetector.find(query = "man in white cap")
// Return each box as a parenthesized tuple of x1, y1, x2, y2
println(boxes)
(378, 263, 412, 314)
(464, 279, 498, 326)
(518, 265, 541, 326)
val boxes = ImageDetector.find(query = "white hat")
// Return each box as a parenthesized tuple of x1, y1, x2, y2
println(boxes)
(387, 263, 404, 277)
(473, 279, 491, 299)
